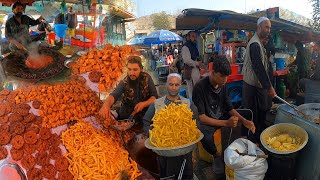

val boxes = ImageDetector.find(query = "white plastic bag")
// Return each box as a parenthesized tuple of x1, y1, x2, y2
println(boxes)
(224, 138, 268, 180)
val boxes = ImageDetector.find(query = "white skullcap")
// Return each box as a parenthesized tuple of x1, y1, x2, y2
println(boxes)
(257, 17, 269, 25)
(167, 73, 182, 82)
(174, 49, 178, 54)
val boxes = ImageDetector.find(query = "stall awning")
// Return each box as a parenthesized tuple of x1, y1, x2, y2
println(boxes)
(176, 8, 320, 43)
(1, 0, 36, 6)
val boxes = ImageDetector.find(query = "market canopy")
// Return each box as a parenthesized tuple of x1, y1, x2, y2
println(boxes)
(1, 0, 36, 6)
(176, 8, 320, 43)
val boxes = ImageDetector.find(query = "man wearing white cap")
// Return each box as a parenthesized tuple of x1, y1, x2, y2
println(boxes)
(242, 17, 276, 143)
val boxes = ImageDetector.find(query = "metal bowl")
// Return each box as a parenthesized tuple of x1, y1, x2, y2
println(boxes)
(260, 123, 308, 155)
(112, 119, 135, 131)
(144, 131, 204, 157)
(297, 103, 320, 123)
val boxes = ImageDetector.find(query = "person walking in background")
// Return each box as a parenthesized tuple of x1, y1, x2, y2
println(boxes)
(181, 31, 202, 98)
(242, 17, 276, 143)
(66, 7, 77, 38)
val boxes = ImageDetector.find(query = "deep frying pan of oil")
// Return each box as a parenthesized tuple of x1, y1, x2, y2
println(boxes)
(3, 47, 65, 80)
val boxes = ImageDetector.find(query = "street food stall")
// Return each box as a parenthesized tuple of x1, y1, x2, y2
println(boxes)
(176, 8, 320, 179)
(176, 8, 320, 105)
(0, 1, 159, 180)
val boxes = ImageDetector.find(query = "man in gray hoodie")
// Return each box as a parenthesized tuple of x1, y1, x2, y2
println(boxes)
(66, 7, 76, 37)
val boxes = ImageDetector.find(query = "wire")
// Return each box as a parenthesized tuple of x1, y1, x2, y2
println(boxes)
(227, 108, 253, 146)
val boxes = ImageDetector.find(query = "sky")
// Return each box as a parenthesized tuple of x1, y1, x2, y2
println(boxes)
(132, 0, 314, 19)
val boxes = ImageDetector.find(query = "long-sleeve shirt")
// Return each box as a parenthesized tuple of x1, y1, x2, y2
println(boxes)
(250, 43, 271, 89)
(181, 46, 199, 67)
(5, 15, 40, 45)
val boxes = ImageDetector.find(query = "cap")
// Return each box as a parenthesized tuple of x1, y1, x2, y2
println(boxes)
(257, 17, 269, 25)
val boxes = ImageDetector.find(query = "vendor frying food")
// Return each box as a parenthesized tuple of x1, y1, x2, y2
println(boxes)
(5, 2, 43, 51)
(99, 56, 158, 127)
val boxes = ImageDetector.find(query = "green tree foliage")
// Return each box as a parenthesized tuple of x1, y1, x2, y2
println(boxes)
(310, 0, 320, 31)
(151, 11, 171, 30)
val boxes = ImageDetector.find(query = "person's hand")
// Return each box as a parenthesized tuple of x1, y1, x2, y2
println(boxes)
(226, 116, 239, 128)
(99, 103, 111, 119)
(268, 86, 276, 98)
(134, 102, 146, 113)
(242, 119, 256, 134)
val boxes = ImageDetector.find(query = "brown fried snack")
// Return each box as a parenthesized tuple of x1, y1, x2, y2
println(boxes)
(10, 148, 23, 161)
(8, 113, 23, 123)
(49, 146, 62, 160)
(36, 151, 50, 166)
(0, 115, 9, 123)
(11, 135, 25, 149)
(23, 143, 36, 155)
(55, 156, 69, 171)
(0, 132, 11, 145)
(0, 105, 6, 117)
(24, 130, 38, 145)
(42, 164, 57, 179)
(21, 154, 36, 170)
(23, 113, 36, 124)
(4, 104, 12, 114)
(27, 168, 42, 180)
(32, 100, 41, 109)
(58, 170, 73, 180)
(88, 71, 102, 83)
(49, 133, 61, 147)
(33, 116, 43, 126)
(0, 90, 10, 96)
(18, 103, 31, 111)
(39, 128, 52, 140)
(26, 124, 40, 134)
(0, 146, 8, 160)
(0, 124, 9, 133)
(9, 122, 25, 135)
(14, 108, 30, 117)
(36, 139, 49, 153)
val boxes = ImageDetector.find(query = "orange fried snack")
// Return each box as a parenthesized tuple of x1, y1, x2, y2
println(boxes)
(13, 79, 102, 128)
(70, 44, 139, 92)
(62, 121, 141, 180)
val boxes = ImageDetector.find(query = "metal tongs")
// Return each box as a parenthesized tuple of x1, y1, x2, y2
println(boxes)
(235, 149, 268, 159)
(274, 95, 310, 120)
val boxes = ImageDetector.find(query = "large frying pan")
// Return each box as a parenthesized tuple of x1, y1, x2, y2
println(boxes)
(2, 46, 65, 80)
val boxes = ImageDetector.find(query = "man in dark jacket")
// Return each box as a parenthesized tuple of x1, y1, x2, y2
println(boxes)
(66, 7, 77, 38)
(5, 2, 43, 51)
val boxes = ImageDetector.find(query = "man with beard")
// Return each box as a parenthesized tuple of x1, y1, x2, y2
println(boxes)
(242, 17, 276, 143)
(99, 56, 158, 127)
(5, 2, 43, 51)
(182, 31, 202, 98)
(143, 73, 198, 180)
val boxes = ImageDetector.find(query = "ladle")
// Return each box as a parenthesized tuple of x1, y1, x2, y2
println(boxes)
(275, 95, 310, 120)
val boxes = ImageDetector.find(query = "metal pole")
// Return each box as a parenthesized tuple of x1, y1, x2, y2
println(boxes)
(82, 0, 86, 51)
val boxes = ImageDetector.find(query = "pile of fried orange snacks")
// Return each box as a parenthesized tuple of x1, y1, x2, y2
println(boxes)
(62, 121, 141, 179)
(70, 44, 139, 92)
(14, 78, 102, 128)
(149, 103, 199, 147)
